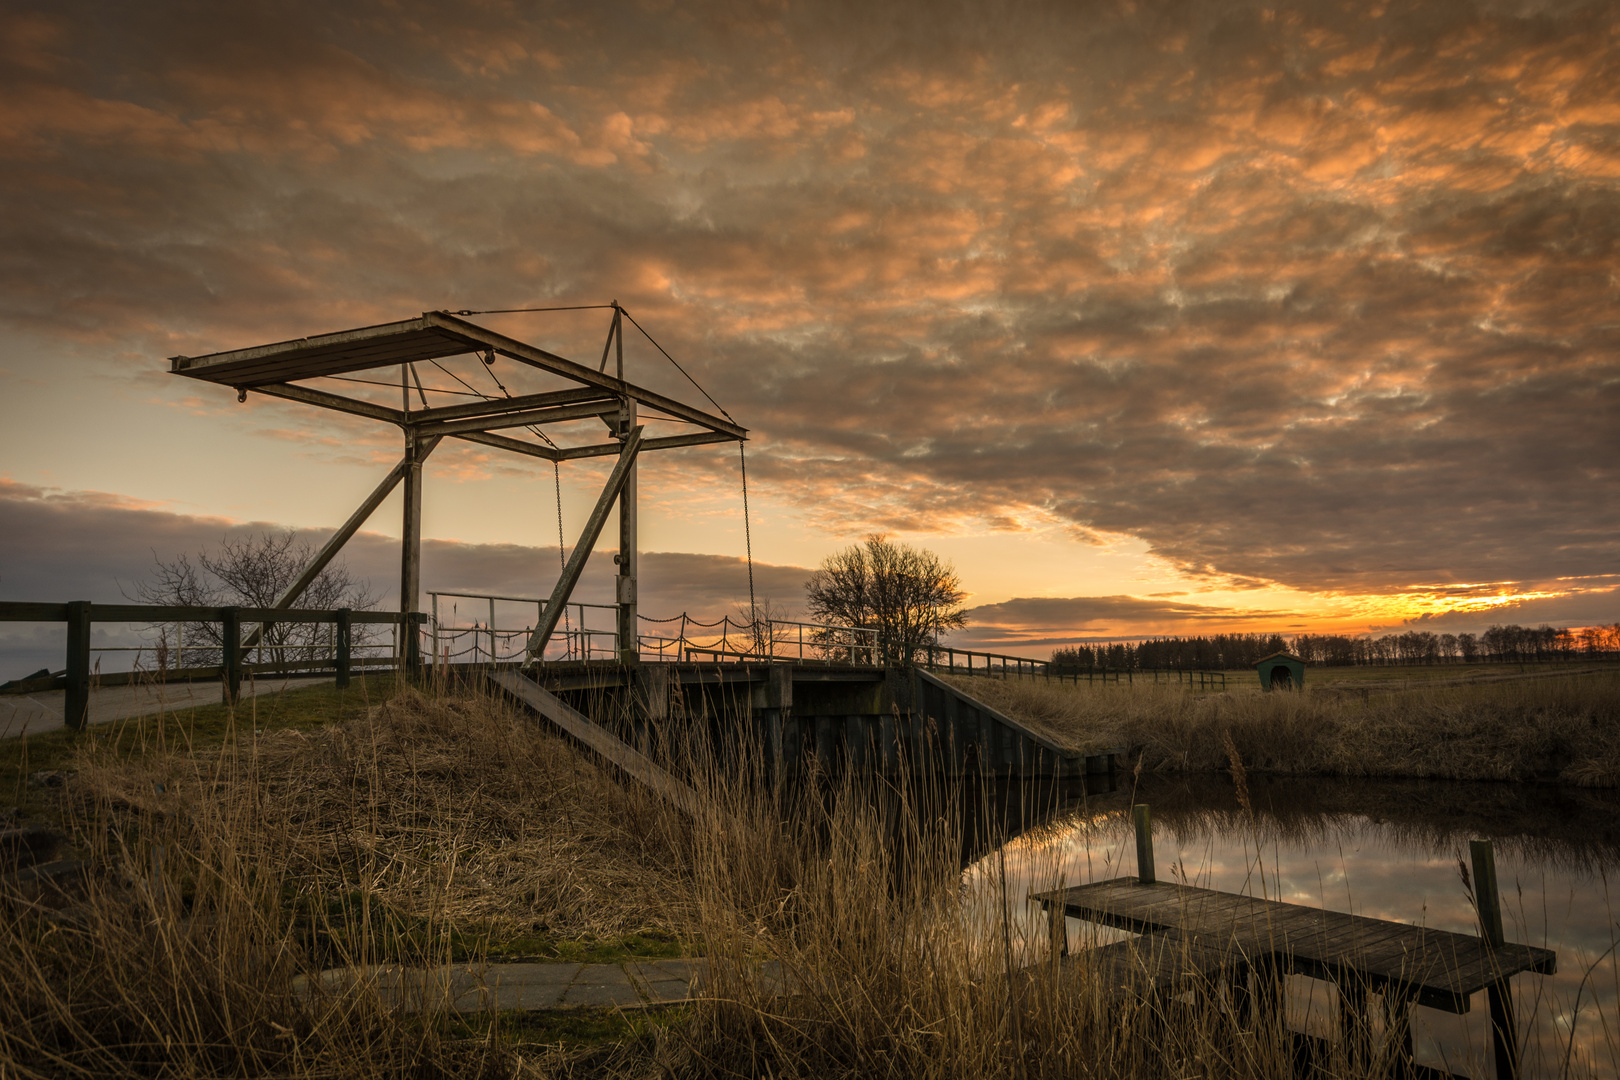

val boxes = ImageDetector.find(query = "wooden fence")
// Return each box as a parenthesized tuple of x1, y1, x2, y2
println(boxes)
(919, 643, 1227, 690)
(0, 601, 418, 730)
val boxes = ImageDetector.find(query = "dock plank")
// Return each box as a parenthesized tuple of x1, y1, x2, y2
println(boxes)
(1033, 878, 1555, 1014)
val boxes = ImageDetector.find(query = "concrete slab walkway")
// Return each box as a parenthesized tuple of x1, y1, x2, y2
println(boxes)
(1, 675, 336, 739)
(301, 959, 712, 1012)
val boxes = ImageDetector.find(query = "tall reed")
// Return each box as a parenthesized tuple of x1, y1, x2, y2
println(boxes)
(948, 672, 1620, 784)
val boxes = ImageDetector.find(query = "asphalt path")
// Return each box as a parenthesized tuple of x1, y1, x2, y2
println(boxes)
(0, 675, 336, 739)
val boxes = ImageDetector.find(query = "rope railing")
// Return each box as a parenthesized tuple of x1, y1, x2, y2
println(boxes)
(424, 591, 881, 665)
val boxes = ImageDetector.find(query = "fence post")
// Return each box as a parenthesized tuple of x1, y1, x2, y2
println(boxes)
(221, 607, 242, 705)
(64, 600, 92, 731)
(404, 612, 423, 676)
(335, 609, 352, 688)
(1134, 804, 1155, 885)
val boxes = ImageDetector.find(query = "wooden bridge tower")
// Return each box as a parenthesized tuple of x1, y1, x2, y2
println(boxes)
(169, 308, 746, 665)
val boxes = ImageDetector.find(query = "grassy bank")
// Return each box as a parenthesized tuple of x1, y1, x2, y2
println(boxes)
(2, 685, 692, 1077)
(947, 669, 1620, 785)
(4, 682, 1617, 1077)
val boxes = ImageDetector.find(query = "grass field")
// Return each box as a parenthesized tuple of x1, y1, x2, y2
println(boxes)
(947, 667, 1620, 785)
(4, 676, 1619, 1077)
(1302, 660, 1612, 688)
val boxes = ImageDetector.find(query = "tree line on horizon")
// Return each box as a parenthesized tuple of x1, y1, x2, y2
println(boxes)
(1049, 623, 1620, 671)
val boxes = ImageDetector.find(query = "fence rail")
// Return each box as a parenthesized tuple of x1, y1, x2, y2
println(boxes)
(0, 600, 417, 729)
(918, 643, 1228, 690)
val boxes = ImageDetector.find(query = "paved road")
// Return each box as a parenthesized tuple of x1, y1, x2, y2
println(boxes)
(0, 675, 336, 739)
(299, 958, 725, 1011)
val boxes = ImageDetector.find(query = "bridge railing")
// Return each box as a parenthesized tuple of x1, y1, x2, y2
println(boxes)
(422, 593, 1227, 686)
(427, 591, 621, 665)
(426, 591, 882, 665)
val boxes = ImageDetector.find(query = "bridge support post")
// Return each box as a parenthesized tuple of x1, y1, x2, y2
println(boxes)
(759, 665, 792, 776)
(400, 430, 425, 635)
(613, 312, 640, 666)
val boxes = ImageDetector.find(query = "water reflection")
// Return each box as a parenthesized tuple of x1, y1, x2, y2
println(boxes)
(966, 775, 1620, 1077)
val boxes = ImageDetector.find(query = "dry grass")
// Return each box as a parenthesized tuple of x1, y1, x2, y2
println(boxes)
(946, 671, 1620, 784)
(0, 687, 686, 1078)
(71, 689, 688, 942)
(6, 680, 1619, 1079)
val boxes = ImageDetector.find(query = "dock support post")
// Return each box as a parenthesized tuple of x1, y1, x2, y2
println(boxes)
(1134, 804, 1155, 884)
(335, 609, 352, 688)
(1338, 976, 1370, 1070)
(1384, 991, 1415, 1077)
(1472, 838, 1519, 1080)
(64, 600, 91, 731)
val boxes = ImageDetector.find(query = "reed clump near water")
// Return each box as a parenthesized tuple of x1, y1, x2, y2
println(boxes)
(4, 682, 1617, 1077)
(946, 670, 1620, 785)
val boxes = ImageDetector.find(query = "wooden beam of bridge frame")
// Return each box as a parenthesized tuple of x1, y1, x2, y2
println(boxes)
(408, 400, 617, 439)
(255, 382, 406, 424)
(173, 310, 747, 442)
(452, 430, 560, 461)
(407, 387, 611, 425)
(428, 312, 749, 441)
(253, 381, 722, 458)
(554, 431, 736, 460)
(240, 435, 443, 652)
(523, 426, 644, 665)
(450, 429, 737, 463)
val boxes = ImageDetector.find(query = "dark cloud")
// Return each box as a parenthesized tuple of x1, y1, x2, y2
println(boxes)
(1, 0, 1618, 613)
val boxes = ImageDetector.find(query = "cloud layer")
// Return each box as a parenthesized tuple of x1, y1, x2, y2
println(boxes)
(1, 0, 1617, 620)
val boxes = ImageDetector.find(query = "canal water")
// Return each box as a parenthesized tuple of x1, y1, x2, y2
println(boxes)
(967, 774, 1620, 1077)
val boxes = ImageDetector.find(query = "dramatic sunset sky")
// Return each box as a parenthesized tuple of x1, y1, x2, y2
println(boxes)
(1, 0, 1617, 666)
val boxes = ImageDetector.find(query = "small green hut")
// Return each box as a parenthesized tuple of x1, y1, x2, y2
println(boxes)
(1255, 651, 1305, 691)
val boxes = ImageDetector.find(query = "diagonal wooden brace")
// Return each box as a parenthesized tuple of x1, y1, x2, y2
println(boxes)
(523, 426, 644, 666)
(242, 436, 442, 652)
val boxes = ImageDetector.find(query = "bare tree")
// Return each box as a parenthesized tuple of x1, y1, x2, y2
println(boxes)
(729, 596, 795, 658)
(129, 531, 377, 670)
(804, 534, 967, 664)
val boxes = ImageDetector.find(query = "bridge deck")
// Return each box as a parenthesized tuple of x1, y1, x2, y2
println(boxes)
(1034, 877, 1555, 1013)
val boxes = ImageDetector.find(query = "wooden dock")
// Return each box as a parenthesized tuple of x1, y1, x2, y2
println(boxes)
(1033, 812, 1555, 1078)
(1037, 877, 1554, 1013)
